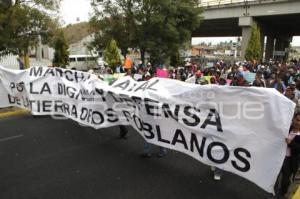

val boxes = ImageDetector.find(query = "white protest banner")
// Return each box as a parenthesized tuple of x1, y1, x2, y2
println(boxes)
(185, 75, 196, 84)
(0, 66, 295, 193)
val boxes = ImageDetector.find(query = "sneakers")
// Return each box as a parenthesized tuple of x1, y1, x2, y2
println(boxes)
(212, 166, 222, 181)
(214, 173, 221, 181)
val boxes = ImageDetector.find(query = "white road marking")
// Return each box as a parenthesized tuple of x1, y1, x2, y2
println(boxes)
(0, 134, 24, 142)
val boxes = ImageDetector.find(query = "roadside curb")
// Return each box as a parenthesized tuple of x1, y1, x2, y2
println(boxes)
(0, 109, 30, 119)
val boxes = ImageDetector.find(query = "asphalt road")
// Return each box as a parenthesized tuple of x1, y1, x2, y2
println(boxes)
(0, 115, 271, 199)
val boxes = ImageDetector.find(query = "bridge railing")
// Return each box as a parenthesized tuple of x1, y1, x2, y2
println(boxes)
(199, 0, 284, 7)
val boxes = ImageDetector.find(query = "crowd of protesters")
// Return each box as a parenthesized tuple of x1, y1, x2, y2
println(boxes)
(113, 59, 300, 113)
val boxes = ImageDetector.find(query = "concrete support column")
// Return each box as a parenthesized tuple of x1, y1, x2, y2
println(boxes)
(275, 38, 284, 51)
(239, 17, 253, 60)
(274, 37, 290, 51)
(285, 37, 292, 61)
(265, 36, 275, 61)
(274, 36, 291, 61)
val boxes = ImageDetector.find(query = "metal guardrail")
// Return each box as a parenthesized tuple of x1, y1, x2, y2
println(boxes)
(199, 0, 285, 7)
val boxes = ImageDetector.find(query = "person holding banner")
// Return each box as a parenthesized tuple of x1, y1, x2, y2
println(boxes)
(17, 57, 25, 70)
(278, 113, 300, 198)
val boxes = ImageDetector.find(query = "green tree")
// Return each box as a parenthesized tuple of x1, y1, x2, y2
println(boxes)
(170, 50, 184, 67)
(91, 0, 202, 66)
(52, 30, 69, 68)
(0, 0, 61, 67)
(245, 23, 262, 61)
(90, 0, 136, 60)
(103, 39, 121, 70)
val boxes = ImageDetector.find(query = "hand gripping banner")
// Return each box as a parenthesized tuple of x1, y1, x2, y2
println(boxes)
(0, 66, 295, 193)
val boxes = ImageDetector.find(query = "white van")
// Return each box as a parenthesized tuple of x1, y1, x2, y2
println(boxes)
(67, 55, 98, 71)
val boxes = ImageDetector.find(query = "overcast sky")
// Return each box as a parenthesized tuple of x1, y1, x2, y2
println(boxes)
(60, 0, 300, 46)
(60, 0, 92, 25)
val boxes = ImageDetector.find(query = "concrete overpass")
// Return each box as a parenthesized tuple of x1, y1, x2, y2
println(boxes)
(193, 0, 300, 60)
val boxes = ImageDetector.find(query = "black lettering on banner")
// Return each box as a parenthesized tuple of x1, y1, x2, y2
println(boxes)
(40, 82, 51, 94)
(58, 83, 63, 95)
(71, 105, 78, 118)
(10, 82, 15, 91)
(156, 125, 170, 144)
(75, 72, 85, 82)
(55, 67, 63, 77)
(133, 114, 143, 131)
(16, 82, 24, 92)
(142, 122, 155, 139)
(86, 109, 93, 123)
(131, 96, 142, 110)
(144, 98, 160, 117)
(23, 97, 29, 107)
(119, 94, 136, 109)
(30, 82, 39, 94)
(65, 86, 76, 98)
(42, 100, 52, 112)
(190, 133, 206, 157)
(8, 95, 24, 106)
(63, 103, 70, 115)
(57, 83, 76, 98)
(80, 107, 88, 121)
(36, 100, 41, 112)
(105, 108, 118, 123)
(44, 68, 55, 76)
(75, 90, 85, 101)
(16, 97, 21, 105)
(95, 88, 106, 102)
(201, 109, 223, 132)
(146, 79, 159, 91)
(64, 70, 74, 81)
(134, 81, 148, 92)
(162, 103, 179, 121)
(8, 94, 16, 104)
(207, 142, 229, 164)
(132, 79, 159, 92)
(171, 129, 188, 150)
(232, 148, 251, 172)
(128, 83, 137, 92)
(83, 74, 90, 82)
(77, 89, 88, 101)
(30, 67, 43, 76)
(91, 111, 104, 125)
(54, 100, 64, 112)
(122, 110, 132, 121)
(10, 82, 24, 92)
(113, 79, 130, 90)
(183, 106, 200, 127)
(30, 82, 51, 94)
(107, 91, 123, 103)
